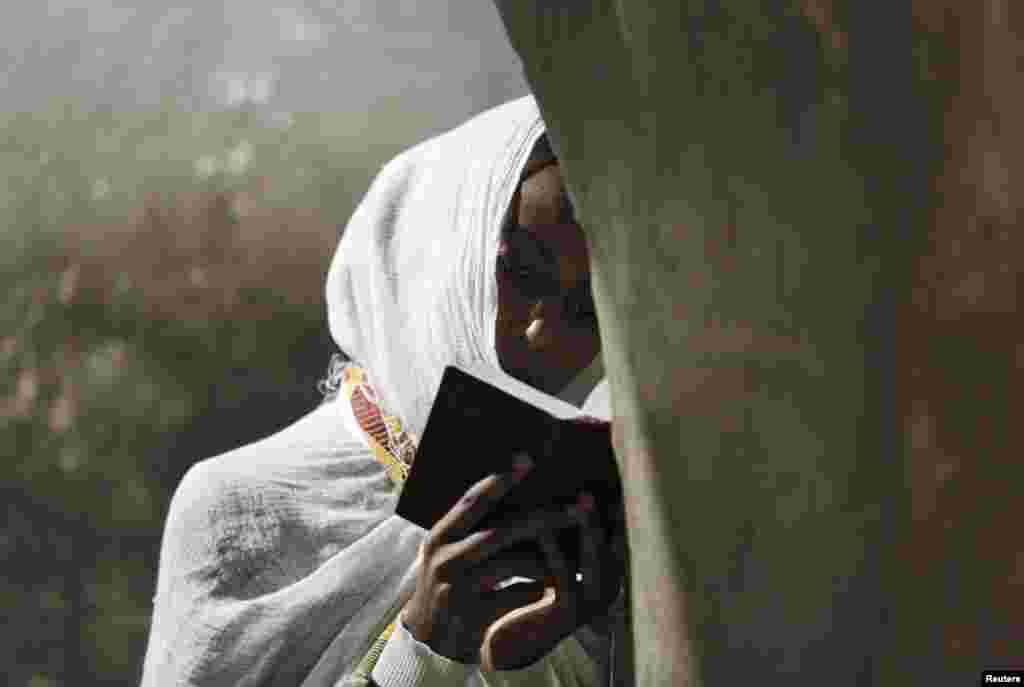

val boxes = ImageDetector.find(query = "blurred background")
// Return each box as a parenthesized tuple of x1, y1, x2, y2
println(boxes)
(1, 2, 527, 684)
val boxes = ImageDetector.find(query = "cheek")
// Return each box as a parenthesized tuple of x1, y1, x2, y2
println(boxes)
(555, 329, 601, 368)
(495, 267, 601, 383)
(494, 277, 530, 355)
(495, 274, 525, 325)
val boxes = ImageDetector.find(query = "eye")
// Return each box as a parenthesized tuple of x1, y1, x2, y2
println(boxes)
(514, 263, 535, 280)
(499, 229, 560, 297)
(499, 252, 550, 298)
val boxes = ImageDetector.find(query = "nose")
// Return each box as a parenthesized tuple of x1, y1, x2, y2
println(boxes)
(526, 317, 550, 350)
(525, 299, 564, 351)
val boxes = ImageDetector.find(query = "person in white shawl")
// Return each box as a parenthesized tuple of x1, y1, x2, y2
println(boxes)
(140, 95, 627, 687)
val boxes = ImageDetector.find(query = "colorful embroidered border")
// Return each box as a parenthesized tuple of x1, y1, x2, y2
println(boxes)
(337, 364, 412, 684)
(339, 365, 412, 487)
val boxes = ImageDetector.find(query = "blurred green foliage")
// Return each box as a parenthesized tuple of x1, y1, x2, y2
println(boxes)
(1, 98, 431, 686)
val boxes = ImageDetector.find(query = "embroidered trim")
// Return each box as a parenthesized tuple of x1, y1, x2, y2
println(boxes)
(336, 362, 414, 685)
(339, 365, 412, 486)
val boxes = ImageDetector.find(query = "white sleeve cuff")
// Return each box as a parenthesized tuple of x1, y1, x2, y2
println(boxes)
(477, 652, 553, 687)
(371, 617, 478, 687)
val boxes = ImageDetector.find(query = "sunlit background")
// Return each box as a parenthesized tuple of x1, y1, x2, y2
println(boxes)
(1, 3, 527, 684)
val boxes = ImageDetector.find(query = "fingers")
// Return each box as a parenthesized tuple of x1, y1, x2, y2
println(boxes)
(480, 586, 558, 672)
(469, 551, 553, 594)
(430, 453, 534, 547)
(567, 415, 609, 428)
(535, 523, 594, 643)
(537, 527, 573, 603)
(484, 579, 548, 616)
(436, 504, 582, 580)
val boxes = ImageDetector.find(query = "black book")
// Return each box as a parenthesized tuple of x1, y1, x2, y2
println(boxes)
(395, 362, 622, 574)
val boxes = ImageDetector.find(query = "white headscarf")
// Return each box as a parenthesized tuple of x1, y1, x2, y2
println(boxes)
(325, 95, 603, 443)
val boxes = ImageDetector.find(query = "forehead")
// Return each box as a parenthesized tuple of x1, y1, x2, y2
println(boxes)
(518, 161, 578, 229)
(519, 165, 563, 217)
(516, 166, 589, 272)
(503, 134, 578, 239)
(520, 134, 557, 181)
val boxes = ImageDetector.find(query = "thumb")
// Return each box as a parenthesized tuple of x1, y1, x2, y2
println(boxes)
(481, 586, 561, 671)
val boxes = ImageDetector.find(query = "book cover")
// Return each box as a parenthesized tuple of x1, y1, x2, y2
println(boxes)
(395, 362, 622, 573)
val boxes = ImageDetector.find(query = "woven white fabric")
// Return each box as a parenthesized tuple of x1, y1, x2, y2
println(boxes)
(139, 398, 425, 686)
(370, 616, 599, 687)
(140, 96, 613, 687)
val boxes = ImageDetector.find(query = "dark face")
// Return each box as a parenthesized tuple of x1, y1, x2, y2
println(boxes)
(495, 154, 600, 395)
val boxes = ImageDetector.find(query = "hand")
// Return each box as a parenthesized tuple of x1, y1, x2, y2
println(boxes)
(402, 454, 575, 663)
(402, 454, 624, 668)
(480, 490, 627, 671)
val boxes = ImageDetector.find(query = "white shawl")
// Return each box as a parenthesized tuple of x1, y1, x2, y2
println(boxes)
(140, 96, 616, 687)
(327, 95, 549, 445)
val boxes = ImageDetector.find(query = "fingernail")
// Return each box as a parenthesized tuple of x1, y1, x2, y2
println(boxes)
(577, 492, 595, 513)
(478, 576, 500, 593)
(513, 454, 533, 474)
